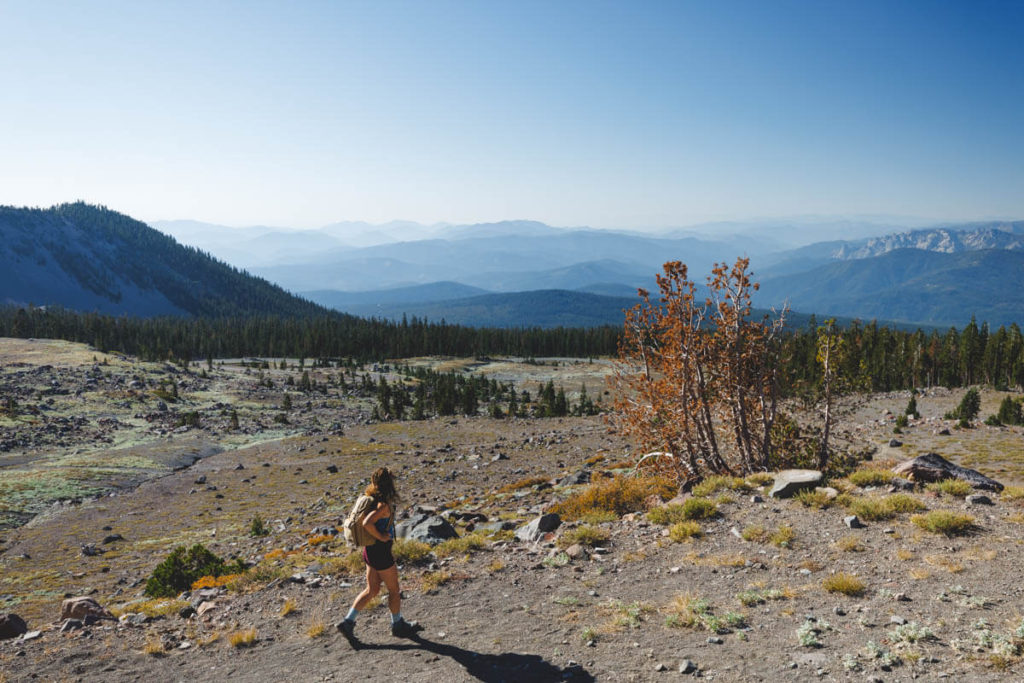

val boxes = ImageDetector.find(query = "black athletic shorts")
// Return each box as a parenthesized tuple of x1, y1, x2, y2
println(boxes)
(363, 540, 395, 571)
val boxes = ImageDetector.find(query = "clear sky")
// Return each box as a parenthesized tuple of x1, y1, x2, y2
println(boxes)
(1, 0, 1022, 229)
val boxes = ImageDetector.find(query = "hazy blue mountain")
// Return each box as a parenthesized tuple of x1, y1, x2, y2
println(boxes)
(302, 281, 489, 314)
(1, 203, 326, 317)
(756, 248, 1024, 328)
(356, 289, 639, 328)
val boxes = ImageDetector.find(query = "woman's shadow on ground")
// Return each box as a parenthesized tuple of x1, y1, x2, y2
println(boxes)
(347, 632, 594, 682)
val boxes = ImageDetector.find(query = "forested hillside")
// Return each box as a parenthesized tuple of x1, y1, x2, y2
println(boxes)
(0, 203, 325, 317)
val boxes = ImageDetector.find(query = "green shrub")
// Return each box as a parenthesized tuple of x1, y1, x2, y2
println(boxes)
(668, 521, 702, 542)
(557, 525, 610, 549)
(692, 476, 751, 498)
(392, 538, 435, 563)
(679, 498, 718, 520)
(946, 388, 980, 423)
(145, 544, 246, 598)
(249, 516, 269, 537)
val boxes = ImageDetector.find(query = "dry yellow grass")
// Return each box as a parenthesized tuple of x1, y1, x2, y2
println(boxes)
(486, 559, 505, 573)
(835, 535, 865, 552)
(912, 510, 976, 536)
(279, 597, 297, 617)
(668, 521, 702, 542)
(550, 475, 675, 520)
(896, 548, 914, 561)
(198, 631, 221, 647)
(822, 572, 865, 596)
(421, 570, 453, 593)
(306, 617, 327, 638)
(925, 554, 964, 573)
(909, 568, 930, 580)
(142, 636, 165, 656)
(228, 628, 258, 648)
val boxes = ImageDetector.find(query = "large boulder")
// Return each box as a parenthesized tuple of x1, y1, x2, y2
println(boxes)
(515, 513, 562, 543)
(768, 470, 823, 499)
(0, 613, 27, 640)
(60, 597, 114, 622)
(892, 453, 1003, 492)
(395, 512, 458, 545)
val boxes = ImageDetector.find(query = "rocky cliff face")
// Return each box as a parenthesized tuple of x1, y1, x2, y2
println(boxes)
(833, 222, 1024, 260)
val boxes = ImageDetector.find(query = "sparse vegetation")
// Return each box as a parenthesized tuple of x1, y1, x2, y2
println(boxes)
(691, 476, 751, 498)
(279, 598, 297, 617)
(145, 544, 246, 598)
(835, 535, 865, 552)
(926, 479, 973, 497)
(912, 510, 977, 536)
(667, 521, 703, 542)
(557, 524, 610, 548)
(228, 628, 258, 648)
(421, 570, 453, 593)
(822, 572, 865, 596)
(794, 488, 833, 509)
(550, 475, 674, 520)
(434, 533, 487, 558)
(392, 538, 433, 564)
(847, 468, 893, 487)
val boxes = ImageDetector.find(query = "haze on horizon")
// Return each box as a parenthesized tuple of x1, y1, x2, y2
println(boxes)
(1, 1, 1022, 231)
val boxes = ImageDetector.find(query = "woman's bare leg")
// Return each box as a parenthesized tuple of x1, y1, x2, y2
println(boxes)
(378, 565, 401, 616)
(352, 565, 381, 610)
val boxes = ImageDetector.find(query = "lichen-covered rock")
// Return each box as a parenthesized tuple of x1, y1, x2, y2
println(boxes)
(892, 453, 1003, 492)
(59, 596, 113, 622)
(396, 511, 458, 545)
(515, 513, 562, 542)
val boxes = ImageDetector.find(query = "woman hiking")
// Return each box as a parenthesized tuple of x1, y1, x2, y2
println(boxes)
(337, 466, 423, 640)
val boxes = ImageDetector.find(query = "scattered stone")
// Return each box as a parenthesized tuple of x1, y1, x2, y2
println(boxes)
(844, 515, 864, 529)
(563, 544, 588, 560)
(60, 618, 83, 632)
(194, 475, 207, 485)
(234, 463, 245, 470)
(815, 486, 839, 500)
(889, 439, 903, 447)
(22, 630, 41, 641)
(750, 494, 763, 503)
(80, 543, 104, 557)
(894, 593, 910, 602)
(179, 605, 196, 619)
(965, 494, 993, 506)
(769, 470, 823, 499)
(679, 659, 697, 674)
(60, 597, 113, 622)
(0, 613, 28, 640)
(196, 601, 217, 616)
(396, 511, 459, 545)
(559, 470, 590, 486)
(889, 479, 915, 492)
(936, 428, 951, 436)
(706, 636, 723, 644)
(654, 663, 667, 672)
(118, 613, 148, 626)
(326, 465, 338, 474)
(515, 513, 562, 543)
(101, 534, 124, 545)
(883, 527, 895, 534)
(893, 453, 1003, 492)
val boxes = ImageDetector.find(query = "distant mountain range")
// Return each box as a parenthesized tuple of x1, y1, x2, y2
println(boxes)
(4, 204, 1024, 331)
(0, 203, 326, 317)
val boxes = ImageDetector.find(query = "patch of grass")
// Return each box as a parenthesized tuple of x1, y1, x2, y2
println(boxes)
(434, 533, 487, 558)
(142, 635, 165, 656)
(584, 455, 605, 466)
(926, 479, 974, 497)
(843, 493, 926, 521)
(392, 538, 433, 563)
(663, 594, 745, 633)
(557, 524, 610, 549)
(553, 596, 580, 606)
(691, 476, 751, 498)
(486, 559, 505, 573)
(741, 524, 794, 548)
(550, 475, 675, 520)
(113, 598, 190, 619)
(896, 548, 914, 561)
(847, 469, 893, 487)
(794, 489, 832, 509)
(668, 521, 703, 542)
(497, 476, 550, 493)
(770, 524, 795, 548)
(1000, 486, 1024, 502)
(228, 627, 257, 648)
(602, 600, 655, 630)
(648, 498, 717, 525)
(912, 510, 977, 536)
(279, 598, 297, 617)
(741, 525, 769, 543)
(796, 618, 831, 647)
(835, 535, 865, 552)
(579, 510, 618, 524)
(746, 472, 775, 487)
(422, 570, 453, 593)
(197, 631, 220, 647)
(822, 572, 865, 596)
(736, 587, 789, 607)
(581, 626, 598, 643)
(542, 552, 570, 568)
(306, 616, 327, 638)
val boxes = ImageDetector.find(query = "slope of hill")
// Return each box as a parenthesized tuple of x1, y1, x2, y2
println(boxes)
(0, 203, 327, 317)
(757, 248, 1024, 328)
(358, 289, 639, 328)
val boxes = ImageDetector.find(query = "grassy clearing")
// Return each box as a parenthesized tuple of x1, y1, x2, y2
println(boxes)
(550, 475, 675, 520)
(822, 572, 866, 596)
(111, 598, 190, 619)
(912, 510, 977, 536)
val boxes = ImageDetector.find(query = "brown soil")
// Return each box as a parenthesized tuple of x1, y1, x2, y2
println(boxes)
(3, 342, 1024, 682)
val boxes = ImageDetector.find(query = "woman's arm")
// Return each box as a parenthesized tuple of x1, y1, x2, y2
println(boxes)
(361, 502, 392, 542)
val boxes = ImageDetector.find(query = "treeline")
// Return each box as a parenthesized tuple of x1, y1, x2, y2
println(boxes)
(5, 306, 1024, 397)
(0, 306, 621, 362)
(781, 315, 1024, 396)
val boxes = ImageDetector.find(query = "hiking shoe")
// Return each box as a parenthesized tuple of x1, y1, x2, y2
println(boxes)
(336, 619, 356, 640)
(391, 618, 423, 638)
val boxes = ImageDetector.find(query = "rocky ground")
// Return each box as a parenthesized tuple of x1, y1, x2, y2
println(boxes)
(2, 340, 1024, 682)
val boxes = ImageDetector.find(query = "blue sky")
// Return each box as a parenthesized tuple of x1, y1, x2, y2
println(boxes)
(1, 0, 1021, 228)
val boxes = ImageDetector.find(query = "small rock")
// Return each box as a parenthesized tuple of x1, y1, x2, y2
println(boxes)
(965, 494, 993, 506)
(750, 494, 763, 503)
(654, 663, 666, 672)
(889, 439, 903, 447)
(833, 607, 846, 616)
(235, 464, 245, 470)
(679, 659, 697, 674)
(883, 527, 895, 534)
(326, 465, 338, 474)
(60, 597, 113, 622)
(101, 534, 124, 545)
(844, 515, 864, 529)
(706, 636, 723, 644)
(60, 618, 83, 632)
(514, 513, 562, 543)
(769, 470, 823, 499)
(22, 630, 41, 641)
(194, 475, 207, 485)
(179, 605, 196, 619)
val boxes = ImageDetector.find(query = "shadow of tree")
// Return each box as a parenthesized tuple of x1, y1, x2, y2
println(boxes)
(350, 633, 594, 682)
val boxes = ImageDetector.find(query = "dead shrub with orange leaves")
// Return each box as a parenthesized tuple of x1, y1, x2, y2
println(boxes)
(549, 475, 675, 520)
(609, 258, 791, 483)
